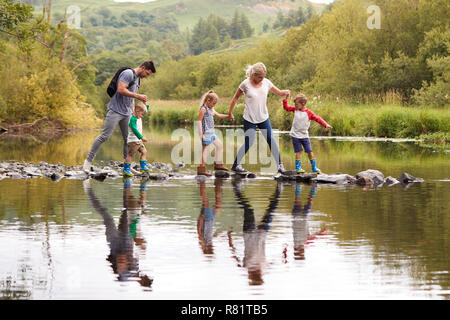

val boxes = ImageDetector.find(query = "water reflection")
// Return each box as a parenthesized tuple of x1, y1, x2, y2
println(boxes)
(83, 178, 153, 288)
(231, 179, 281, 286)
(291, 184, 327, 260)
(197, 179, 224, 255)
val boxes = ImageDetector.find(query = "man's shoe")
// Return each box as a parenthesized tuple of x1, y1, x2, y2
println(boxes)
(231, 164, 248, 174)
(82, 159, 92, 173)
(277, 163, 286, 174)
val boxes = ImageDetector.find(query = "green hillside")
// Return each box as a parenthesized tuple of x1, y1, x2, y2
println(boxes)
(26, 0, 326, 94)
(32, 0, 325, 31)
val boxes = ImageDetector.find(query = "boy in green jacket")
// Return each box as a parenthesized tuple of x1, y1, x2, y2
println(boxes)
(123, 102, 150, 176)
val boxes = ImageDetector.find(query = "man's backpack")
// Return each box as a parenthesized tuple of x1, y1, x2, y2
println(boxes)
(106, 67, 137, 97)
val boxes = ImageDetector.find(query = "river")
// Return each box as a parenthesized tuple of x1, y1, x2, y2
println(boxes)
(0, 126, 448, 299)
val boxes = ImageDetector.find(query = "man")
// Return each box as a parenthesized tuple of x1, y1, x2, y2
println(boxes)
(83, 61, 156, 173)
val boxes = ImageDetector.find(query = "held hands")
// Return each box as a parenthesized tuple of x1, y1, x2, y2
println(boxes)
(136, 94, 147, 104)
(228, 113, 235, 122)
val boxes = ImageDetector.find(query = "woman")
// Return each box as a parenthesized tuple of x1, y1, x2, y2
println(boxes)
(228, 62, 290, 174)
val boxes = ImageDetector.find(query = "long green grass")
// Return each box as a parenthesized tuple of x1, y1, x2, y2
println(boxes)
(146, 98, 450, 139)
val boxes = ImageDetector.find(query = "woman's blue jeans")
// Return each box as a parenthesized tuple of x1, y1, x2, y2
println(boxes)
(233, 118, 281, 167)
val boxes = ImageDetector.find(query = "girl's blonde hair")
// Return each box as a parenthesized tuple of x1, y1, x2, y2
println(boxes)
(200, 90, 219, 107)
(135, 101, 147, 113)
(245, 62, 267, 78)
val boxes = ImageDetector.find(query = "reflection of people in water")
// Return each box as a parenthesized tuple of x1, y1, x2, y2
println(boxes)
(124, 178, 148, 253)
(197, 179, 224, 255)
(231, 179, 281, 286)
(292, 184, 326, 260)
(83, 178, 152, 288)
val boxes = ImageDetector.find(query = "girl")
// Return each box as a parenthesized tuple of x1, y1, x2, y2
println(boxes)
(197, 90, 229, 176)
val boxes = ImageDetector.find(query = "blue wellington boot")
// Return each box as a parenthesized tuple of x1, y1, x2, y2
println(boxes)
(310, 159, 321, 173)
(309, 186, 316, 199)
(295, 159, 305, 173)
(123, 176, 132, 189)
(140, 160, 151, 173)
(122, 162, 133, 177)
(295, 184, 302, 197)
(140, 181, 148, 192)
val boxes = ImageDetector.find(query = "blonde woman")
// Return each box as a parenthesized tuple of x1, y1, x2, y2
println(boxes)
(228, 62, 290, 174)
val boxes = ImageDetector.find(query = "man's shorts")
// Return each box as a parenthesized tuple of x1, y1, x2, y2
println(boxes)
(128, 141, 146, 157)
(292, 137, 313, 153)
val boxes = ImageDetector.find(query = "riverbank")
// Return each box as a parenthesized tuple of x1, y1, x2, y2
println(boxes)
(147, 99, 450, 139)
(1, 99, 449, 145)
(0, 118, 83, 141)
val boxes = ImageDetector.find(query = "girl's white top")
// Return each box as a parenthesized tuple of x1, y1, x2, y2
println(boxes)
(239, 78, 274, 124)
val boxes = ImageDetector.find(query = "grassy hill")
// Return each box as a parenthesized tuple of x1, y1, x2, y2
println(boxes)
(33, 0, 326, 32)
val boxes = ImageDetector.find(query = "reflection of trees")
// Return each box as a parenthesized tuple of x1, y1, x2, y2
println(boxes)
(315, 183, 450, 294)
(278, 139, 448, 169)
(0, 131, 101, 166)
(0, 179, 78, 224)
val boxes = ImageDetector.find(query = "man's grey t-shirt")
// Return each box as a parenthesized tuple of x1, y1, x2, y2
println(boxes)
(108, 69, 140, 116)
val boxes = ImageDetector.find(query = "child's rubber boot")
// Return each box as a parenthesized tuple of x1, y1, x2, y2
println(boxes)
(214, 162, 229, 171)
(140, 180, 148, 192)
(295, 184, 302, 197)
(197, 165, 212, 177)
(140, 160, 151, 173)
(295, 159, 305, 173)
(310, 159, 321, 173)
(309, 186, 316, 199)
(122, 162, 134, 177)
(123, 176, 132, 189)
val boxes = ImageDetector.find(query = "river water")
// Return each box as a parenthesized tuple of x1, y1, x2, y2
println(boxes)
(0, 126, 448, 299)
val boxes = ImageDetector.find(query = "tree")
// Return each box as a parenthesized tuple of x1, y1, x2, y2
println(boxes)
(239, 12, 253, 38)
(0, 0, 47, 54)
(230, 10, 243, 39)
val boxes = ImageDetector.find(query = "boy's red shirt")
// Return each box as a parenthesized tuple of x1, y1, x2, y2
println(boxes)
(282, 100, 329, 128)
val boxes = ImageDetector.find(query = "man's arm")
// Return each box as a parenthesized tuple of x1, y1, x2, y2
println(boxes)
(117, 81, 147, 104)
